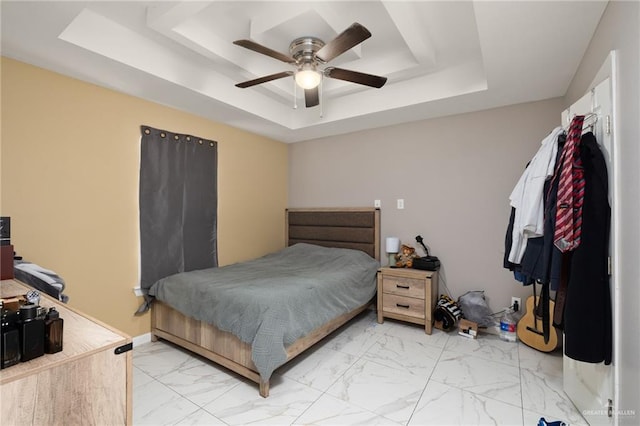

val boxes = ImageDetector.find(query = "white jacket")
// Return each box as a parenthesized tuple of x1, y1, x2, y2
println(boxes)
(508, 126, 564, 264)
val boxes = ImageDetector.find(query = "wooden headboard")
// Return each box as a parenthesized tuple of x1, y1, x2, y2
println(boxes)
(285, 208, 380, 261)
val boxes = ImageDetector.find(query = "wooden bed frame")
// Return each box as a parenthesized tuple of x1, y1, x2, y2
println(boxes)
(150, 207, 380, 397)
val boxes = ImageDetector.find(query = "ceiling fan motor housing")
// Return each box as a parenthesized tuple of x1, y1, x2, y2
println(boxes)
(290, 37, 325, 68)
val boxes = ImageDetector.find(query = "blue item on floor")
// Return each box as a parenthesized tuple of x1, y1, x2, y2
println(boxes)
(538, 417, 567, 426)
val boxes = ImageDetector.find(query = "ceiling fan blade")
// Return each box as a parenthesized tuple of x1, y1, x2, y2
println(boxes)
(235, 71, 294, 88)
(315, 23, 371, 63)
(233, 39, 295, 64)
(305, 87, 319, 108)
(324, 67, 387, 88)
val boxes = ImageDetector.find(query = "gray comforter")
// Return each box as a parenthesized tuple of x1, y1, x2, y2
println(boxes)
(149, 243, 379, 380)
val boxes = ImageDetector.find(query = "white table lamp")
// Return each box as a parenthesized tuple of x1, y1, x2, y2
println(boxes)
(385, 237, 400, 267)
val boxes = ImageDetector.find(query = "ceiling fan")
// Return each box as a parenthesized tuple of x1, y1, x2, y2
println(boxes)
(233, 23, 387, 108)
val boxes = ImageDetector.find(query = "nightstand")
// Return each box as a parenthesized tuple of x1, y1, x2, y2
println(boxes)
(377, 267, 439, 334)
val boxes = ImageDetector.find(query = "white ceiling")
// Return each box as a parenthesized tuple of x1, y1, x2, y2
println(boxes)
(1, 1, 608, 143)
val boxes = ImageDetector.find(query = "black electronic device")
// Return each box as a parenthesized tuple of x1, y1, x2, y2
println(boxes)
(0, 216, 10, 246)
(412, 235, 441, 271)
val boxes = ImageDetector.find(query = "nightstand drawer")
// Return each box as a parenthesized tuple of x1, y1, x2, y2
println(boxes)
(382, 294, 425, 319)
(382, 276, 425, 299)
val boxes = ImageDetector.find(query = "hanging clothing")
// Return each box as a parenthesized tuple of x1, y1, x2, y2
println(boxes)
(554, 116, 586, 252)
(561, 132, 611, 365)
(518, 133, 566, 289)
(508, 127, 564, 264)
(504, 127, 612, 363)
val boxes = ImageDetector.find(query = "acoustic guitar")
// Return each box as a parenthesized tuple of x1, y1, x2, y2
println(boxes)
(516, 295, 561, 352)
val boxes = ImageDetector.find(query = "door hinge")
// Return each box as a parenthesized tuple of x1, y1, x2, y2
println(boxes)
(608, 398, 613, 418)
(608, 256, 612, 276)
(605, 115, 611, 135)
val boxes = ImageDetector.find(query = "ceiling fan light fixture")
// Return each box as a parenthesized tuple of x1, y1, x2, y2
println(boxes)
(295, 66, 321, 89)
(234, 24, 385, 107)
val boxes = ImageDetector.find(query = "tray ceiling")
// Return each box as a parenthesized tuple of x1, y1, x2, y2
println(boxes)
(1, 1, 607, 143)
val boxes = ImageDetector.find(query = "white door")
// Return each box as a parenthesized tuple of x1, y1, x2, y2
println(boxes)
(560, 52, 618, 425)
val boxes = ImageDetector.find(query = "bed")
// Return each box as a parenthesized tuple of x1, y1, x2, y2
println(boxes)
(149, 207, 380, 397)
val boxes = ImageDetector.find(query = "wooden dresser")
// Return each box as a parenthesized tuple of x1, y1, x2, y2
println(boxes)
(376, 267, 439, 334)
(0, 279, 132, 425)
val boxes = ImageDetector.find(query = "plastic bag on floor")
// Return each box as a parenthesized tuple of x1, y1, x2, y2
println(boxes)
(457, 290, 496, 328)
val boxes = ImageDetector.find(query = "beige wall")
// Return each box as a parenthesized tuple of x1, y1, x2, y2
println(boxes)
(1, 58, 288, 338)
(564, 1, 640, 422)
(289, 98, 563, 314)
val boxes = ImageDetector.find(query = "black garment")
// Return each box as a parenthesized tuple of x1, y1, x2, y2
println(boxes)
(503, 207, 522, 272)
(563, 132, 612, 365)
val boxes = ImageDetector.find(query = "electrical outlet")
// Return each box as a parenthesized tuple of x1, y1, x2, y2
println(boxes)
(397, 199, 404, 209)
(374, 199, 381, 208)
(511, 296, 521, 312)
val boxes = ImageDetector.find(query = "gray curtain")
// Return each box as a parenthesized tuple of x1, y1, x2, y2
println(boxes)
(136, 125, 218, 314)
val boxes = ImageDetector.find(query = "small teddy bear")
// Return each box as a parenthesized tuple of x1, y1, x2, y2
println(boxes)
(395, 244, 419, 268)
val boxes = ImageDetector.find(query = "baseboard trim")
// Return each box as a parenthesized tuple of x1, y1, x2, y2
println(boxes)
(132, 332, 152, 347)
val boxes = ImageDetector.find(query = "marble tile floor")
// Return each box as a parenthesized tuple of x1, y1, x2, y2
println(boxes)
(133, 310, 587, 426)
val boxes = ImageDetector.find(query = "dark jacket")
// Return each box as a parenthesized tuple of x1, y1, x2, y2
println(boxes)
(563, 132, 612, 365)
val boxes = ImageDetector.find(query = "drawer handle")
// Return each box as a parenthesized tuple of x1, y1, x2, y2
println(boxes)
(396, 303, 410, 309)
(114, 342, 133, 355)
(396, 284, 410, 289)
